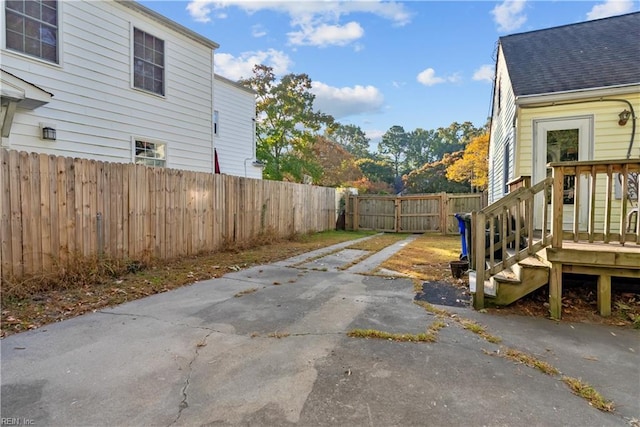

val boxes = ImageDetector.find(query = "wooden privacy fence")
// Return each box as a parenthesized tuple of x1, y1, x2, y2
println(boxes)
(345, 192, 486, 234)
(0, 149, 337, 280)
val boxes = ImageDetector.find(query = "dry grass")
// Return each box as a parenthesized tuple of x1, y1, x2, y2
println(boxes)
(379, 234, 461, 291)
(347, 328, 437, 343)
(502, 347, 560, 376)
(345, 233, 409, 252)
(1, 230, 375, 337)
(562, 376, 615, 412)
(267, 331, 290, 339)
(234, 288, 259, 298)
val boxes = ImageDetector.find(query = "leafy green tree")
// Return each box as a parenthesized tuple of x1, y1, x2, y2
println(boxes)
(326, 123, 371, 159)
(378, 125, 408, 191)
(403, 152, 470, 194)
(240, 65, 334, 181)
(405, 128, 439, 169)
(355, 156, 395, 185)
(431, 121, 484, 161)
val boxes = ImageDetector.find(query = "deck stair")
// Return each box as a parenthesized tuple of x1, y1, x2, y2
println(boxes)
(470, 252, 550, 306)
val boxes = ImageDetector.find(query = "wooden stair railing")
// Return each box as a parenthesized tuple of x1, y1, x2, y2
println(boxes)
(472, 177, 554, 309)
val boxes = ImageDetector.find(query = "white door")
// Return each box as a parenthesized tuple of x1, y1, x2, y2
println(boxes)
(533, 116, 593, 230)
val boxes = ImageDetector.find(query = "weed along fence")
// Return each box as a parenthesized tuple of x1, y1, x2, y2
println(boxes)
(0, 149, 337, 281)
(345, 193, 486, 234)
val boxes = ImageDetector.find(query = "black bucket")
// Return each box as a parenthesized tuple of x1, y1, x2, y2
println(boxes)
(449, 260, 469, 279)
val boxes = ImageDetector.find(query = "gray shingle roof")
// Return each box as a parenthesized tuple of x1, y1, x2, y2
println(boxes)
(500, 12, 640, 97)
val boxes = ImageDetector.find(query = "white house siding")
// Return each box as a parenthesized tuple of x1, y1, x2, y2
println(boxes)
(488, 47, 516, 204)
(213, 75, 260, 179)
(0, 0, 216, 173)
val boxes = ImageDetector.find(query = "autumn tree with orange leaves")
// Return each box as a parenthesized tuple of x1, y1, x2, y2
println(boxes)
(446, 133, 489, 191)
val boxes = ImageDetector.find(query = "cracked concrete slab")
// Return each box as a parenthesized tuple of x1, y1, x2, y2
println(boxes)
(1, 236, 638, 426)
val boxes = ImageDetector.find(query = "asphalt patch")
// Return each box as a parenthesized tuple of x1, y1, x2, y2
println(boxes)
(415, 280, 471, 308)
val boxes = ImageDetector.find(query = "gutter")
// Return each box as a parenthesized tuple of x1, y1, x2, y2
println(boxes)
(515, 83, 640, 106)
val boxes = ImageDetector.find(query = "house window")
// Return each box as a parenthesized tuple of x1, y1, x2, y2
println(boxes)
(5, 0, 58, 63)
(503, 141, 510, 194)
(213, 110, 219, 135)
(133, 28, 164, 95)
(134, 140, 166, 167)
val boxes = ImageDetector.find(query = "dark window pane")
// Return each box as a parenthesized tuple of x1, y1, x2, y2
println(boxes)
(25, 37, 40, 56)
(6, 1, 24, 13)
(144, 46, 153, 62)
(134, 28, 143, 44)
(24, 0, 40, 19)
(42, 43, 56, 61)
(41, 25, 56, 45)
(154, 50, 163, 66)
(6, 30, 24, 51)
(154, 79, 163, 95)
(42, 5, 55, 24)
(144, 32, 153, 47)
(25, 18, 39, 38)
(6, 10, 24, 32)
(42, 0, 56, 9)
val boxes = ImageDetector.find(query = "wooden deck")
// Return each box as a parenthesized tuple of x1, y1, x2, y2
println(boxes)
(542, 241, 640, 318)
(472, 159, 640, 319)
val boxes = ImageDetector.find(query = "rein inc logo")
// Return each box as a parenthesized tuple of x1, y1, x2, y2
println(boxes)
(1, 419, 35, 425)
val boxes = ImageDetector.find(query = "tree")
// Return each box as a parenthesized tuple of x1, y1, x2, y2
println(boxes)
(355, 157, 395, 185)
(431, 121, 484, 161)
(403, 152, 469, 194)
(313, 136, 364, 187)
(378, 125, 408, 192)
(446, 133, 489, 191)
(326, 123, 371, 159)
(405, 128, 439, 169)
(240, 65, 333, 181)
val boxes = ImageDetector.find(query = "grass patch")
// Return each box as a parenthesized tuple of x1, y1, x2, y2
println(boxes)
(459, 319, 502, 344)
(1, 230, 373, 337)
(345, 233, 409, 252)
(502, 348, 560, 376)
(414, 300, 450, 317)
(379, 234, 461, 291)
(267, 331, 290, 339)
(234, 288, 258, 298)
(347, 328, 436, 343)
(562, 376, 615, 412)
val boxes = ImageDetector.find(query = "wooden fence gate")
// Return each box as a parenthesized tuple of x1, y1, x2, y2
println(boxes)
(345, 192, 486, 234)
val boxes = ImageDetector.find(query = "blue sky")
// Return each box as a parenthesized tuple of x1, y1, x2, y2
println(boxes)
(139, 0, 639, 144)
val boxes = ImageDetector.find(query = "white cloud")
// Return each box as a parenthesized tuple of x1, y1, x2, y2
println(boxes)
(473, 64, 495, 83)
(587, 0, 634, 20)
(288, 21, 364, 47)
(187, 1, 411, 48)
(311, 82, 384, 119)
(416, 68, 459, 87)
(187, 1, 411, 26)
(392, 81, 406, 88)
(215, 49, 293, 80)
(491, 0, 527, 32)
(251, 24, 267, 38)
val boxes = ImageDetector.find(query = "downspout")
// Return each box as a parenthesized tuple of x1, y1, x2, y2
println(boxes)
(518, 98, 637, 159)
(244, 117, 256, 178)
(211, 50, 216, 173)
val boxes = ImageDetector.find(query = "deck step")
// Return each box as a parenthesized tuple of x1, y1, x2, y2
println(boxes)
(468, 271, 496, 297)
(469, 255, 550, 305)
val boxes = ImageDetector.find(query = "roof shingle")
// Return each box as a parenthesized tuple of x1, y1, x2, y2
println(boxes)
(500, 12, 640, 97)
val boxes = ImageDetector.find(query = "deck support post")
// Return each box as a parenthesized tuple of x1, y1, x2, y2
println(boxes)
(597, 275, 612, 317)
(549, 262, 563, 320)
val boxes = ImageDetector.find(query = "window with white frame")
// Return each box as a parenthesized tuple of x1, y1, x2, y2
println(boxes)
(213, 110, 219, 135)
(5, 0, 58, 63)
(133, 28, 164, 95)
(134, 140, 166, 167)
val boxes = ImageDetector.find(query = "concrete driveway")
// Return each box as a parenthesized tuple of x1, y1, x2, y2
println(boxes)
(2, 235, 639, 426)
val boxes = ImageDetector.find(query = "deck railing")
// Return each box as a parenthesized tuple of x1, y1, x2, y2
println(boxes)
(472, 159, 640, 309)
(473, 177, 553, 309)
(549, 159, 640, 247)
